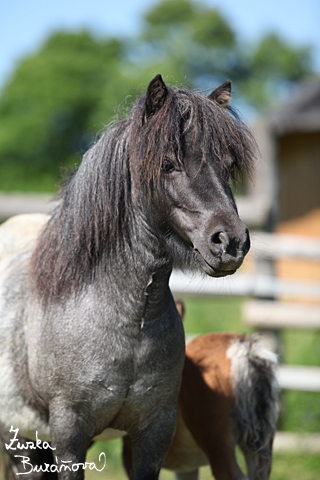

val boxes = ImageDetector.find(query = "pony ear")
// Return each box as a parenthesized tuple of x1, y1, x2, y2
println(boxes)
(145, 74, 168, 119)
(208, 80, 232, 108)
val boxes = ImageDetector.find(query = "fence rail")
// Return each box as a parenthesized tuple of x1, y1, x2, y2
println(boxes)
(277, 365, 320, 392)
(170, 271, 320, 300)
(243, 299, 320, 329)
(0, 192, 57, 220)
(250, 231, 320, 260)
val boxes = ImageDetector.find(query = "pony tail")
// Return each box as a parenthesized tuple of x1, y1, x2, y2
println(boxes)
(227, 335, 280, 456)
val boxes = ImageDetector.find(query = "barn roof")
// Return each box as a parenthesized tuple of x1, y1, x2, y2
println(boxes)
(268, 78, 320, 135)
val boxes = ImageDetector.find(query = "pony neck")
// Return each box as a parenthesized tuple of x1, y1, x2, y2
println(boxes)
(102, 201, 174, 319)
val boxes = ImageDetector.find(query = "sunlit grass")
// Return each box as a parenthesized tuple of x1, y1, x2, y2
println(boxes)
(84, 441, 320, 480)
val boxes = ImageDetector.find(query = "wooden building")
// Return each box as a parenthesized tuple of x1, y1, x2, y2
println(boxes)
(247, 78, 320, 286)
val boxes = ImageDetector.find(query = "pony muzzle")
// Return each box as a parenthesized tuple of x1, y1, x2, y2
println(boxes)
(195, 224, 250, 277)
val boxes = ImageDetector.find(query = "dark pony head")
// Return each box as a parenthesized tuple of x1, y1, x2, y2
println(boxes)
(130, 75, 253, 189)
(31, 74, 257, 301)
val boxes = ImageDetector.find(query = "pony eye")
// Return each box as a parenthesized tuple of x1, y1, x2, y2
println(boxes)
(162, 158, 175, 172)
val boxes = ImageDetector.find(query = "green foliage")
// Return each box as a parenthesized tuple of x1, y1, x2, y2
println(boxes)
(144, 0, 194, 27)
(140, 0, 314, 107)
(144, 0, 235, 48)
(283, 329, 320, 367)
(0, 31, 134, 191)
(238, 33, 313, 107)
(140, 0, 238, 87)
(253, 33, 312, 81)
(281, 390, 320, 433)
(192, 9, 235, 48)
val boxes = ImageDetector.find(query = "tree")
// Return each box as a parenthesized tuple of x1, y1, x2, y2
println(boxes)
(239, 33, 314, 106)
(136, 0, 314, 107)
(0, 1, 316, 192)
(0, 31, 136, 191)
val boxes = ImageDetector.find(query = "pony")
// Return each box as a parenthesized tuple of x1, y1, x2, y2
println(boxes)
(122, 302, 279, 480)
(0, 74, 256, 480)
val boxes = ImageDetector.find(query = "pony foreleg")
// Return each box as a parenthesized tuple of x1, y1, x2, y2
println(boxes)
(122, 435, 133, 478)
(48, 403, 93, 480)
(129, 406, 178, 480)
(175, 469, 199, 480)
(122, 436, 199, 480)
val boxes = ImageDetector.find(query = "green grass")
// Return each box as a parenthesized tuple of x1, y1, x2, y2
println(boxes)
(84, 441, 320, 480)
(282, 329, 320, 367)
(280, 390, 320, 433)
(179, 295, 249, 336)
(279, 328, 320, 433)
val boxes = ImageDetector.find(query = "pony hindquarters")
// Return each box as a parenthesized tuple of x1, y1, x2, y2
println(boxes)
(179, 332, 279, 480)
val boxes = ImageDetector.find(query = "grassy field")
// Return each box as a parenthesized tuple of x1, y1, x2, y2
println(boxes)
(84, 438, 320, 480)
(1, 296, 319, 479)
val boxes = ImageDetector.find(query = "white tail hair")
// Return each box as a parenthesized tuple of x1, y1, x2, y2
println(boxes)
(227, 334, 279, 479)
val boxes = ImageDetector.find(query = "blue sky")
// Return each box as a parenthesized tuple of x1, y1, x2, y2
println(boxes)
(1, 0, 320, 91)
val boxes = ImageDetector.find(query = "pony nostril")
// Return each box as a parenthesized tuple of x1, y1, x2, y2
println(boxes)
(210, 227, 249, 258)
(211, 230, 229, 253)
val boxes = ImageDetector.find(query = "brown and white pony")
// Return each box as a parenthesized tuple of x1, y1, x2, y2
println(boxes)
(122, 302, 279, 480)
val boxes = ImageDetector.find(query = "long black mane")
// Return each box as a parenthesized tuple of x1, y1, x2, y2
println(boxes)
(30, 83, 256, 301)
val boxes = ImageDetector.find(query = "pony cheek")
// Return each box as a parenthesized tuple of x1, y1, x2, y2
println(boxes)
(167, 207, 203, 248)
